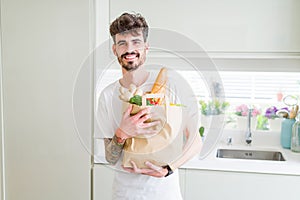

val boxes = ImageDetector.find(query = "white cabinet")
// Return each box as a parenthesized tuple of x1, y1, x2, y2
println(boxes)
(107, 0, 300, 52)
(93, 164, 186, 200)
(1, 0, 91, 199)
(93, 165, 114, 200)
(94, 165, 300, 200)
(98, 0, 300, 71)
(185, 169, 300, 200)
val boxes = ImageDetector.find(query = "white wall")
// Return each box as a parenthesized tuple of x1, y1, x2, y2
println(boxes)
(99, 0, 300, 72)
(109, 0, 300, 52)
(0, 38, 3, 200)
(0, 15, 4, 198)
(0, 0, 91, 199)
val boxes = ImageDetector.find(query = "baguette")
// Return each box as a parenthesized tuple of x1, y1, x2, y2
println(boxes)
(151, 67, 167, 94)
(150, 67, 167, 105)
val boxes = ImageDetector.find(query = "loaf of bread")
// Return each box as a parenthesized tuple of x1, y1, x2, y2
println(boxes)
(150, 67, 167, 105)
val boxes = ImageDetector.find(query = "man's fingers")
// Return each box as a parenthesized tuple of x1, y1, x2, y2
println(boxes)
(122, 162, 143, 174)
(140, 168, 155, 174)
(133, 107, 150, 119)
(124, 104, 133, 116)
(145, 161, 163, 172)
(137, 114, 152, 123)
(122, 166, 134, 173)
(130, 161, 142, 174)
(122, 162, 166, 178)
(140, 120, 160, 128)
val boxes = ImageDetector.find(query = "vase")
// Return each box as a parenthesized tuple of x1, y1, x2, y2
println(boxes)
(236, 116, 257, 130)
(200, 114, 225, 130)
(281, 118, 296, 149)
(200, 115, 212, 130)
(268, 118, 283, 131)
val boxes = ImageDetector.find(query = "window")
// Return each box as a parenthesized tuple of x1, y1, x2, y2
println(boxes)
(180, 70, 300, 103)
(97, 69, 300, 105)
(96, 69, 300, 130)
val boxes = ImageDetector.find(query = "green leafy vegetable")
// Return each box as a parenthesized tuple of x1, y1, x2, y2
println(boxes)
(199, 126, 205, 137)
(129, 95, 142, 106)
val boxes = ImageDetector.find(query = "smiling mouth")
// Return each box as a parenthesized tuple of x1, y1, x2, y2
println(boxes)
(122, 53, 139, 61)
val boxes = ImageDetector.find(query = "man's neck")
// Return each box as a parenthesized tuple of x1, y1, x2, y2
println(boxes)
(120, 66, 149, 88)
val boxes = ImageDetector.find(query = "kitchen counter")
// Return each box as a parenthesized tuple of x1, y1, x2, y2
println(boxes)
(183, 145, 300, 176)
(94, 129, 300, 176)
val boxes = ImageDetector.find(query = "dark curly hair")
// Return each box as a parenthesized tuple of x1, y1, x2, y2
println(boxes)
(110, 12, 149, 43)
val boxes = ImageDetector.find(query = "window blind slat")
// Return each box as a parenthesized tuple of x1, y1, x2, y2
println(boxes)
(96, 70, 300, 104)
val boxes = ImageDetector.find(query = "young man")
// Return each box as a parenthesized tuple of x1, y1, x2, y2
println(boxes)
(97, 12, 202, 200)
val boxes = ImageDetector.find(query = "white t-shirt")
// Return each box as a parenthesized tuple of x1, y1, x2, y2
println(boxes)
(96, 69, 199, 200)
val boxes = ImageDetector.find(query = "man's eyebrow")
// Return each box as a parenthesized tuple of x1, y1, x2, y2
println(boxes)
(117, 40, 126, 45)
(132, 38, 142, 42)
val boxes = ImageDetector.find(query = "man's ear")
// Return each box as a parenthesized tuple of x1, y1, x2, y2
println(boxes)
(112, 44, 117, 56)
(145, 42, 149, 53)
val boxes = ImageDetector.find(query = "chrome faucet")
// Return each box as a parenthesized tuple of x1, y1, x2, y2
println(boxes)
(245, 108, 253, 144)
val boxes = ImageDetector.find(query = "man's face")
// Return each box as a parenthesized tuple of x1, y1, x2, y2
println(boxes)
(112, 31, 149, 72)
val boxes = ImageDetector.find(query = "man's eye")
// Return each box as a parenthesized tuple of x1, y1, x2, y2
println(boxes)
(118, 42, 125, 46)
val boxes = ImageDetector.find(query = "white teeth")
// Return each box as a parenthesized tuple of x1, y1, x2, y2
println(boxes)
(125, 54, 136, 59)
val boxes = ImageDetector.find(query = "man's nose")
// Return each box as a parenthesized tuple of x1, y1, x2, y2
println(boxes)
(125, 43, 135, 52)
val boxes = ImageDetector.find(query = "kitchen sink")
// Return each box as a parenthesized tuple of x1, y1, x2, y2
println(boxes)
(216, 149, 286, 161)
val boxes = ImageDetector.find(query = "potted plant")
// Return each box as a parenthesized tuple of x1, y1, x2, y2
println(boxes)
(235, 104, 260, 130)
(264, 106, 289, 131)
(199, 99, 229, 116)
(199, 99, 229, 130)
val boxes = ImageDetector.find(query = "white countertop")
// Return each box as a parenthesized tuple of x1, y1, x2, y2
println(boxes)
(183, 145, 300, 176)
(94, 129, 300, 176)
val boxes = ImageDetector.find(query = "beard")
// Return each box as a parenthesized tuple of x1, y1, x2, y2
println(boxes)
(117, 51, 146, 72)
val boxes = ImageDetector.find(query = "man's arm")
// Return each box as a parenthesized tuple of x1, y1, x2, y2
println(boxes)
(104, 106, 159, 165)
(168, 128, 202, 170)
(104, 134, 125, 165)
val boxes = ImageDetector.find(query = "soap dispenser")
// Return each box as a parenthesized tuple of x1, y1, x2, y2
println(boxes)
(280, 105, 297, 149)
(291, 106, 300, 152)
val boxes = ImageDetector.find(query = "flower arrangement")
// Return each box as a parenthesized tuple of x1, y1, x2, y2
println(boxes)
(264, 106, 289, 119)
(199, 99, 229, 115)
(235, 104, 260, 117)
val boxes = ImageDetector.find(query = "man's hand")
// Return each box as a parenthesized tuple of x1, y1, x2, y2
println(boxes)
(118, 104, 160, 139)
(122, 161, 168, 178)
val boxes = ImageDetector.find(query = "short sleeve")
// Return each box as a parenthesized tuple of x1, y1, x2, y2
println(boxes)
(95, 87, 117, 138)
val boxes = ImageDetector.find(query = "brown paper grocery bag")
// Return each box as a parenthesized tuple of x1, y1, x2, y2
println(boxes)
(122, 94, 183, 168)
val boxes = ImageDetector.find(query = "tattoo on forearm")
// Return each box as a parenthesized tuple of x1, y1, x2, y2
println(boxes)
(104, 137, 124, 164)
